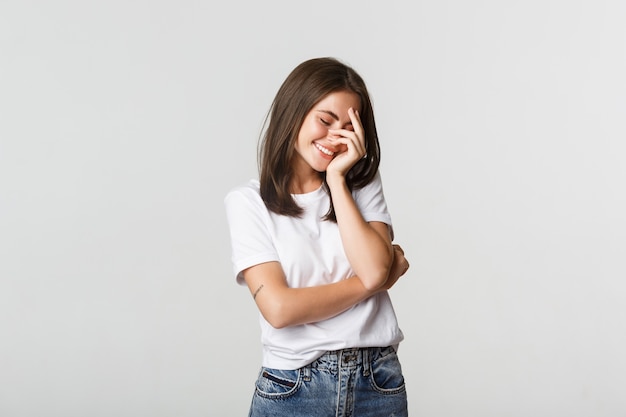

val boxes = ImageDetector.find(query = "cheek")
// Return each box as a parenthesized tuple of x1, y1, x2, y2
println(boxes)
(302, 119, 328, 138)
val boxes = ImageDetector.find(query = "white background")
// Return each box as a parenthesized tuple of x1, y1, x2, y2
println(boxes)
(1, 1, 625, 416)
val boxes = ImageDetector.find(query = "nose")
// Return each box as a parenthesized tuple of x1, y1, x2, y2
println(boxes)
(327, 130, 341, 140)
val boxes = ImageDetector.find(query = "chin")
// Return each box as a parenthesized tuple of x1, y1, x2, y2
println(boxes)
(313, 160, 332, 173)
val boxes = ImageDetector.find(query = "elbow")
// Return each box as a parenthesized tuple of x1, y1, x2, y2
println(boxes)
(360, 265, 393, 292)
(261, 300, 292, 329)
(268, 319, 289, 330)
(266, 314, 289, 329)
(359, 255, 394, 292)
(254, 285, 298, 329)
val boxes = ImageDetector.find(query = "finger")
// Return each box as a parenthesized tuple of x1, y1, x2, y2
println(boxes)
(401, 259, 409, 275)
(329, 136, 363, 158)
(348, 108, 365, 141)
(348, 108, 366, 151)
(393, 244, 404, 254)
(327, 128, 357, 139)
(328, 129, 365, 157)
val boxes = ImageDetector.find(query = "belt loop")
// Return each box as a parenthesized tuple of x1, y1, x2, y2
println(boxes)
(302, 364, 311, 382)
(362, 347, 371, 377)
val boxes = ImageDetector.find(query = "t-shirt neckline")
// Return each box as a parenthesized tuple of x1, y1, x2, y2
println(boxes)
(292, 184, 326, 202)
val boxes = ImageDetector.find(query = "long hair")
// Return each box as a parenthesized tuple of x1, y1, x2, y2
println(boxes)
(258, 57, 381, 221)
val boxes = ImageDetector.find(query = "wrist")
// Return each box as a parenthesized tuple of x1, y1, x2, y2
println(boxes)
(325, 172, 346, 189)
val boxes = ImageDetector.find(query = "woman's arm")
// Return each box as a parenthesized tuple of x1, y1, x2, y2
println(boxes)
(327, 181, 394, 291)
(243, 244, 408, 329)
(325, 107, 394, 290)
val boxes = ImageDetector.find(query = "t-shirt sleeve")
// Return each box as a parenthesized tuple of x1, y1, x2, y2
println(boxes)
(224, 185, 279, 285)
(354, 171, 394, 240)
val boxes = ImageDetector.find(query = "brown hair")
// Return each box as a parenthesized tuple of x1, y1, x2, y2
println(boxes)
(258, 57, 381, 221)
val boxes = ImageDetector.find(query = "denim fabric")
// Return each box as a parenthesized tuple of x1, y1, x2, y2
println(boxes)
(249, 346, 408, 417)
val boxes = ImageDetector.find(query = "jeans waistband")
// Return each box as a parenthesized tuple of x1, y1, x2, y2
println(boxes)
(306, 346, 395, 372)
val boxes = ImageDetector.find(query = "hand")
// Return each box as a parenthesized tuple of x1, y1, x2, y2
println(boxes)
(379, 244, 410, 291)
(325, 108, 366, 179)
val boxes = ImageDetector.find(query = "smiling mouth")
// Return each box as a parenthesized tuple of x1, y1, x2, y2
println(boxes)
(314, 143, 335, 156)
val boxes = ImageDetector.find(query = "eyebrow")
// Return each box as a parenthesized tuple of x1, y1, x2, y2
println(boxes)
(316, 110, 353, 125)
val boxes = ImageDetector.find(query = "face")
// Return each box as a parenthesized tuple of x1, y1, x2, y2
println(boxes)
(293, 90, 361, 176)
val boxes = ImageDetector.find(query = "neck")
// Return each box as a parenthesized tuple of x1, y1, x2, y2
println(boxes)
(289, 173, 323, 194)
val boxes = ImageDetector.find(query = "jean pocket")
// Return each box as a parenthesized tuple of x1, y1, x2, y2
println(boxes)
(369, 350, 406, 395)
(255, 367, 302, 399)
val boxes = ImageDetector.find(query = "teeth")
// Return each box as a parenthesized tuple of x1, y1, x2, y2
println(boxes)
(315, 143, 334, 156)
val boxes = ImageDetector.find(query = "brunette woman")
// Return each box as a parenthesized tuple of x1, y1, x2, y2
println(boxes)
(225, 57, 410, 417)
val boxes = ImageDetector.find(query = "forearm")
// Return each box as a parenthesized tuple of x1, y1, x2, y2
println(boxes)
(244, 261, 377, 329)
(326, 175, 394, 290)
(265, 276, 374, 328)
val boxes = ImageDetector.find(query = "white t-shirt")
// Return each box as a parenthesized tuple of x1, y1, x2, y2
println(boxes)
(224, 172, 404, 370)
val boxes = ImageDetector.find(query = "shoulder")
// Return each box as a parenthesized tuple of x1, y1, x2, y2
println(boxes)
(224, 179, 271, 218)
(352, 170, 391, 215)
(224, 179, 262, 204)
(353, 170, 385, 198)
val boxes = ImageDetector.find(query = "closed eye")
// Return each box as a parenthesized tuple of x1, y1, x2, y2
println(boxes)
(319, 118, 330, 126)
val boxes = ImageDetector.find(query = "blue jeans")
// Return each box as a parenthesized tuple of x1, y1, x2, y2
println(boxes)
(249, 346, 408, 417)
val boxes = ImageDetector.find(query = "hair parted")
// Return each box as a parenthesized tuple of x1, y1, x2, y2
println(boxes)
(258, 57, 381, 221)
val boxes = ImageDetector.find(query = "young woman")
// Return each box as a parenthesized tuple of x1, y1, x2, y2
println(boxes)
(225, 57, 410, 417)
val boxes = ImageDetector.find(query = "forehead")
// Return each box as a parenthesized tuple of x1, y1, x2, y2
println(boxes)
(313, 91, 361, 113)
